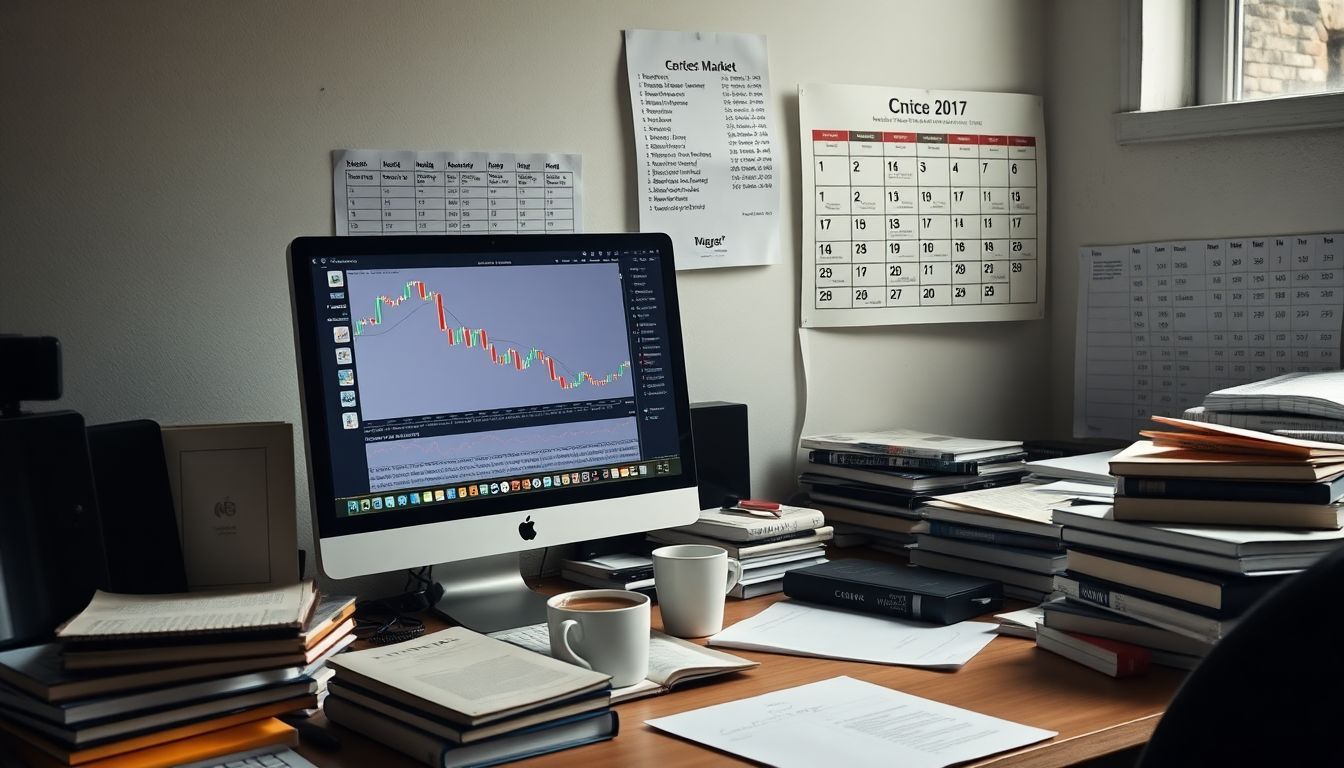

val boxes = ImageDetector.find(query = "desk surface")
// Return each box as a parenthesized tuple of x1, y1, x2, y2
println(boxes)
(297, 585, 1184, 767)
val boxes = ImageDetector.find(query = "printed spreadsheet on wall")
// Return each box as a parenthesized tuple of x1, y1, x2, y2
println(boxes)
(799, 83, 1046, 328)
(332, 150, 583, 236)
(1075, 233, 1343, 440)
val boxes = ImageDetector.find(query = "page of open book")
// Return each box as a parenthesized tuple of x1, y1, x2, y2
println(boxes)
(57, 581, 313, 638)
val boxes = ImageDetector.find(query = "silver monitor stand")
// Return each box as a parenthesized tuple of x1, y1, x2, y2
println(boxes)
(431, 553, 550, 633)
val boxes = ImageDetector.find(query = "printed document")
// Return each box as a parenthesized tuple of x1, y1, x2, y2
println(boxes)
(625, 29, 781, 269)
(646, 676, 1056, 768)
(708, 601, 996, 669)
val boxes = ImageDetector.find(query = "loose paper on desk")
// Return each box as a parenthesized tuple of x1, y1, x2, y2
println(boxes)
(707, 601, 996, 669)
(646, 676, 1056, 768)
(332, 150, 583, 236)
(624, 29, 781, 270)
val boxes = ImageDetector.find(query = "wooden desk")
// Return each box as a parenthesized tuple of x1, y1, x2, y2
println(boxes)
(298, 590, 1184, 767)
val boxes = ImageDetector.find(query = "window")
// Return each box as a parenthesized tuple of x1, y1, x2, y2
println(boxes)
(1117, 0, 1344, 142)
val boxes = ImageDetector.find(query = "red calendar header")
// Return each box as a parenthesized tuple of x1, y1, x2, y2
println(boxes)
(812, 129, 847, 140)
(812, 130, 1037, 146)
(981, 135, 1008, 145)
(1010, 136, 1037, 146)
(883, 132, 917, 142)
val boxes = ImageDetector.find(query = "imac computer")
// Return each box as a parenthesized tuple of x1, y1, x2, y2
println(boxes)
(287, 233, 699, 631)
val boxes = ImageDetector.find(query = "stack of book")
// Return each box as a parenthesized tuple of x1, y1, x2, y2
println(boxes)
(325, 627, 618, 766)
(799, 428, 1027, 553)
(648, 504, 832, 598)
(1043, 416, 1344, 669)
(558, 553, 660, 597)
(0, 581, 353, 766)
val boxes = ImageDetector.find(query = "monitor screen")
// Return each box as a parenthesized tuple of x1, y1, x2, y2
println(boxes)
(288, 234, 699, 604)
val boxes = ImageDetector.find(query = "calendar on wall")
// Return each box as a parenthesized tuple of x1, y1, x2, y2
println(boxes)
(800, 84, 1046, 328)
(1075, 233, 1343, 441)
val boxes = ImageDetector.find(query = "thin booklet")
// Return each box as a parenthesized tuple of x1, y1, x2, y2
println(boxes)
(56, 581, 317, 642)
(327, 627, 610, 726)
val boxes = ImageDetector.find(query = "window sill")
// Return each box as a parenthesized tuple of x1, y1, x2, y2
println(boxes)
(1114, 91, 1344, 144)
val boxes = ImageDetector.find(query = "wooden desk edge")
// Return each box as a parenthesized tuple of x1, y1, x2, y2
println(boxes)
(974, 713, 1162, 767)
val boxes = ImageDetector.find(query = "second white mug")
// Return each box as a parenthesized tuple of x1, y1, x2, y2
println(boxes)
(652, 544, 742, 637)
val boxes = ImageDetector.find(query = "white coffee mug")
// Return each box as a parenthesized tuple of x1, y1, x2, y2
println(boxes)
(545, 589, 650, 688)
(652, 544, 743, 637)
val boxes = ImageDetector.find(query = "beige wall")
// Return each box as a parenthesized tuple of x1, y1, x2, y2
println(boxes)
(1, 1, 1049, 592)
(1045, 0, 1344, 437)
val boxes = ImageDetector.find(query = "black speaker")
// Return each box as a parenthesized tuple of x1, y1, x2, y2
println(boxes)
(0, 410, 108, 649)
(0, 336, 62, 407)
(86, 420, 189, 594)
(690, 401, 750, 510)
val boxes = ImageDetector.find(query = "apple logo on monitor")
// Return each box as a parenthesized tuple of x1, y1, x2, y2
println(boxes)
(518, 516, 537, 541)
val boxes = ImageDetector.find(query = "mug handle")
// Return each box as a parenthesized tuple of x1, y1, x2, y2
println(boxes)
(552, 619, 592, 670)
(723, 557, 743, 594)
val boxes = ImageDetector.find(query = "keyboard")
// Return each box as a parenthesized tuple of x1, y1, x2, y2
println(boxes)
(180, 745, 318, 768)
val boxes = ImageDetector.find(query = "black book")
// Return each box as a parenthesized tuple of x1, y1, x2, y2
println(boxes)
(1064, 548, 1291, 614)
(782, 559, 1002, 625)
(1116, 473, 1344, 505)
(807, 449, 1028, 475)
(926, 520, 1065, 552)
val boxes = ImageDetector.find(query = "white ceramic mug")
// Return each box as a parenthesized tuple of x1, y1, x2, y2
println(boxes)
(545, 589, 650, 688)
(652, 544, 743, 637)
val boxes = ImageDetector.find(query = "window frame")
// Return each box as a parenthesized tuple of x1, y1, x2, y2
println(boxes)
(1115, 0, 1344, 144)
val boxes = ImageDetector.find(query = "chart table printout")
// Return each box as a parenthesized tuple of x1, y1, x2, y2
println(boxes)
(1075, 233, 1343, 440)
(800, 84, 1046, 327)
(625, 29, 781, 270)
(332, 150, 582, 236)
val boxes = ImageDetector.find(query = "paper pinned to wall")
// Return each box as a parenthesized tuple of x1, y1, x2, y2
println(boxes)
(624, 29, 781, 270)
(332, 150, 582, 236)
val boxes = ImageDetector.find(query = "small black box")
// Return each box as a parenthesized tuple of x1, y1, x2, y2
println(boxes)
(0, 336, 62, 405)
(690, 401, 750, 511)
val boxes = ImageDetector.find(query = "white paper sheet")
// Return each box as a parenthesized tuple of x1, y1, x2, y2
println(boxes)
(646, 676, 1056, 768)
(624, 29, 781, 270)
(707, 601, 996, 669)
(332, 150, 582, 236)
(1074, 233, 1343, 440)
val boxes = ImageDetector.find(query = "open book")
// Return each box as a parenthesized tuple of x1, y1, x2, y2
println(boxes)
(1202, 371, 1344, 421)
(490, 624, 757, 704)
(56, 581, 317, 642)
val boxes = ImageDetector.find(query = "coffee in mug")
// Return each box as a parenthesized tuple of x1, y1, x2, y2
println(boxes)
(546, 589, 650, 687)
(557, 595, 644, 612)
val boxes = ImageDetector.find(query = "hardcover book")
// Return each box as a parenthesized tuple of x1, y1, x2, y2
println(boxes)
(1111, 494, 1344, 530)
(327, 628, 610, 727)
(781, 559, 1002, 625)
(799, 429, 1022, 461)
(323, 696, 618, 768)
(668, 505, 826, 542)
(1063, 548, 1289, 613)
(1035, 624, 1150, 678)
(807, 449, 1027, 475)
(1108, 440, 1344, 482)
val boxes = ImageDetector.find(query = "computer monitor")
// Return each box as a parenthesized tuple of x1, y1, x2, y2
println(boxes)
(288, 233, 699, 631)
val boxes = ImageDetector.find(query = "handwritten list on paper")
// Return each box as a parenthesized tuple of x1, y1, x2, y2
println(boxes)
(625, 29, 781, 270)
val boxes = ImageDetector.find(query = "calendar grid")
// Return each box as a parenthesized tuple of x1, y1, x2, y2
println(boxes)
(810, 130, 1038, 310)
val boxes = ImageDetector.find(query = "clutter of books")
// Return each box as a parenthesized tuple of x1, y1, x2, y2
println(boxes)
(562, 501, 832, 600)
(0, 581, 354, 766)
(799, 370, 1344, 678)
